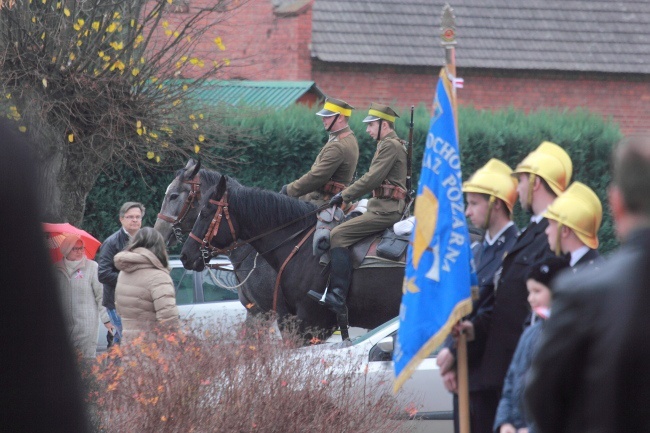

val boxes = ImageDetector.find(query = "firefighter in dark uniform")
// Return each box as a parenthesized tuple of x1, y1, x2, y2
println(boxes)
(307, 103, 407, 322)
(475, 141, 572, 432)
(280, 97, 359, 206)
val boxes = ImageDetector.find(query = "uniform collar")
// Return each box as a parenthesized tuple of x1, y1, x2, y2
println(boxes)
(329, 125, 351, 139)
(570, 245, 590, 267)
(530, 208, 548, 224)
(484, 221, 515, 246)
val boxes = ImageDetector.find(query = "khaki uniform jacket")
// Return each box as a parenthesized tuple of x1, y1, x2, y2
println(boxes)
(287, 126, 359, 202)
(114, 247, 179, 341)
(341, 131, 407, 214)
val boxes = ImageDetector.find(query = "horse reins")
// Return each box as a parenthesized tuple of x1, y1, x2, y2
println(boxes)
(190, 191, 329, 311)
(157, 175, 202, 242)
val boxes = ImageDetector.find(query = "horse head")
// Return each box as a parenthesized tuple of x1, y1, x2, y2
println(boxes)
(154, 158, 205, 246)
(180, 175, 240, 271)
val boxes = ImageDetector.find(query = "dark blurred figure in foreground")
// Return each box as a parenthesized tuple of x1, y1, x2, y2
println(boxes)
(0, 119, 89, 432)
(526, 134, 650, 433)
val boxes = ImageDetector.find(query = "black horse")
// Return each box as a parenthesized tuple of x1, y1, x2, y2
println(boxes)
(180, 175, 404, 340)
(154, 159, 278, 317)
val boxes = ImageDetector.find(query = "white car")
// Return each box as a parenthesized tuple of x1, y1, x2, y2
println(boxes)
(304, 317, 454, 433)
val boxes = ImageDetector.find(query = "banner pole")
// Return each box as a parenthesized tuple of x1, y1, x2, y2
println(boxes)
(441, 4, 470, 433)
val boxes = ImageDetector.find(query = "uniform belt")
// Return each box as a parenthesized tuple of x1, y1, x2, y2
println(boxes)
(372, 184, 407, 200)
(320, 180, 346, 198)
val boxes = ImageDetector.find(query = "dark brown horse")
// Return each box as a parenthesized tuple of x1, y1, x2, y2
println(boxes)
(180, 175, 404, 340)
(154, 159, 279, 316)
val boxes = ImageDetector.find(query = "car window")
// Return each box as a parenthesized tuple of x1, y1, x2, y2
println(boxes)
(202, 268, 239, 302)
(171, 267, 195, 305)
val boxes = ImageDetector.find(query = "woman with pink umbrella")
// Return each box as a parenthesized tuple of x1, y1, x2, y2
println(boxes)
(53, 234, 114, 358)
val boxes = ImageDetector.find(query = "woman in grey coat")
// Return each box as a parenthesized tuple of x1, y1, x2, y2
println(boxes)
(55, 234, 112, 358)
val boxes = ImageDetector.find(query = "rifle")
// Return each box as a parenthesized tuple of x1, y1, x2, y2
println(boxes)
(403, 106, 415, 218)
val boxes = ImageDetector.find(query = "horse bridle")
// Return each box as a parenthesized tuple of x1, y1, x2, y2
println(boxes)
(157, 174, 202, 242)
(190, 189, 330, 267)
(189, 191, 238, 263)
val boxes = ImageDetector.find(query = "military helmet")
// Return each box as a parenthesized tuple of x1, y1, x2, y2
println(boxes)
(463, 158, 518, 213)
(316, 97, 354, 117)
(543, 181, 602, 249)
(362, 103, 400, 123)
(513, 141, 573, 196)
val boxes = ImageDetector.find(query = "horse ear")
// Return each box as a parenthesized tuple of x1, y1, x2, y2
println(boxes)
(189, 158, 201, 179)
(214, 174, 227, 199)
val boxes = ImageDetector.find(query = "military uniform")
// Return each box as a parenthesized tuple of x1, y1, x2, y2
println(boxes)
(287, 125, 359, 206)
(307, 103, 407, 332)
(330, 107, 407, 248)
(285, 98, 359, 207)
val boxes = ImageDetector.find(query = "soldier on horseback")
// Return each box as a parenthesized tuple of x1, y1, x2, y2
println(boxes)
(280, 97, 359, 207)
(308, 103, 408, 326)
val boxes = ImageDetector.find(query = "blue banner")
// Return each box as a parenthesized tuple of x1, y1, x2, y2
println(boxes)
(394, 69, 476, 392)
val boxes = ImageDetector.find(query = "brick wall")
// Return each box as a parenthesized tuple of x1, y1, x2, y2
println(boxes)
(312, 61, 650, 135)
(160, 0, 312, 81)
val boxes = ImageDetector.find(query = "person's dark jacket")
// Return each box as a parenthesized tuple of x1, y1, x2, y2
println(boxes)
(494, 320, 544, 433)
(444, 223, 519, 390)
(98, 228, 130, 309)
(526, 228, 650, 433)
(477, 218, 554, 390)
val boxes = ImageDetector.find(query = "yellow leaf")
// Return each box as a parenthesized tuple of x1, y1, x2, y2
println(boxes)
(98, 51, 104, 57)
(136, 120, 142, 128)
(113, 12, 120, 19)
(41, 32, 46, 40)
(77, 40, 82, 46)
(192, 123, 198, 130)
(194, 144, 200, 153)
(190, 58, 198, 65)
(140, 57, 145, 64)
(199, 113, 204, 119)
(155, 156, 161, 163)
(42, 78, 47, 88)
(63, 7, 70, 16)
(173, 31, 179, 38)
(180, 56, 188, 62)
(131, 68, 140, 77)
(77, 18, 85, 26)
(69, 53, 75, 61)
(214, 37, 226, 51)
(164, 30, 172, 36)
(182, 85, 188, 91)
(73, 24, 81, 31)
(131, 19, 135, 27)
(52, 56, 57, 62)
(149, 132, 158, 139)
(198, 135, 205, 142)
(102, 55, 111, 62)
(110, 41, 123, 50)
(162, 20, 169, 29)
(147, 151, 154, 159)
(137, 128, 143, 135)
(223, 58, 230, 66)
(172, 99, 181, 106)
(151, 77, 158, 83)
(68, 134, 74, 142)
(106, 23, 117, 33)
(189, 114, 195, 120)
(31, 17, 36, 23)
(92, 21, 100, 31)
(5, 94, 11, 99)
(136, 35, 144, 44)
(19, 126, 27, 133)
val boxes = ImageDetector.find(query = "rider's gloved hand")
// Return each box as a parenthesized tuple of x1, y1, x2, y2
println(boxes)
(329, 192, 344, 207)
(279, 185, 288, 195)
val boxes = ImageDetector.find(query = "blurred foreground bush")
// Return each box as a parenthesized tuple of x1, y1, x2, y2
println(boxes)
(82, 317, 414, 433)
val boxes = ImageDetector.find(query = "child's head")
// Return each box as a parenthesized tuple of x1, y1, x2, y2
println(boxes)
(526, 256, 571, 311)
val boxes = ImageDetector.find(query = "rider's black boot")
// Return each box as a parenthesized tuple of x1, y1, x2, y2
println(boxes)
(307, 247, 352, 317)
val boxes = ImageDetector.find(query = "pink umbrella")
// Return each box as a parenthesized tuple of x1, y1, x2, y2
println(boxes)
(42, 223, 102, 262)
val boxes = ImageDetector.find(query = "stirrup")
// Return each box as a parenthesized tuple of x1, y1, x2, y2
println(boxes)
(307, 288, 328, 305)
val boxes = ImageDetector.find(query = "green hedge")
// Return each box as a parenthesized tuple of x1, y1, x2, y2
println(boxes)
(84, 104, 622, 253)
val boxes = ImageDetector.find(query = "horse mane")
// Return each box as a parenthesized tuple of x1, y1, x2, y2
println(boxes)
(227, 182, 317, 232)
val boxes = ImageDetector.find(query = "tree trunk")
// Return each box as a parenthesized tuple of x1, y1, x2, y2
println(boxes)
(21, 97, 106, 226)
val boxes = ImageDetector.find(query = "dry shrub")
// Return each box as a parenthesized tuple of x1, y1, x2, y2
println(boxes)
(83, 316, 413, 433)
